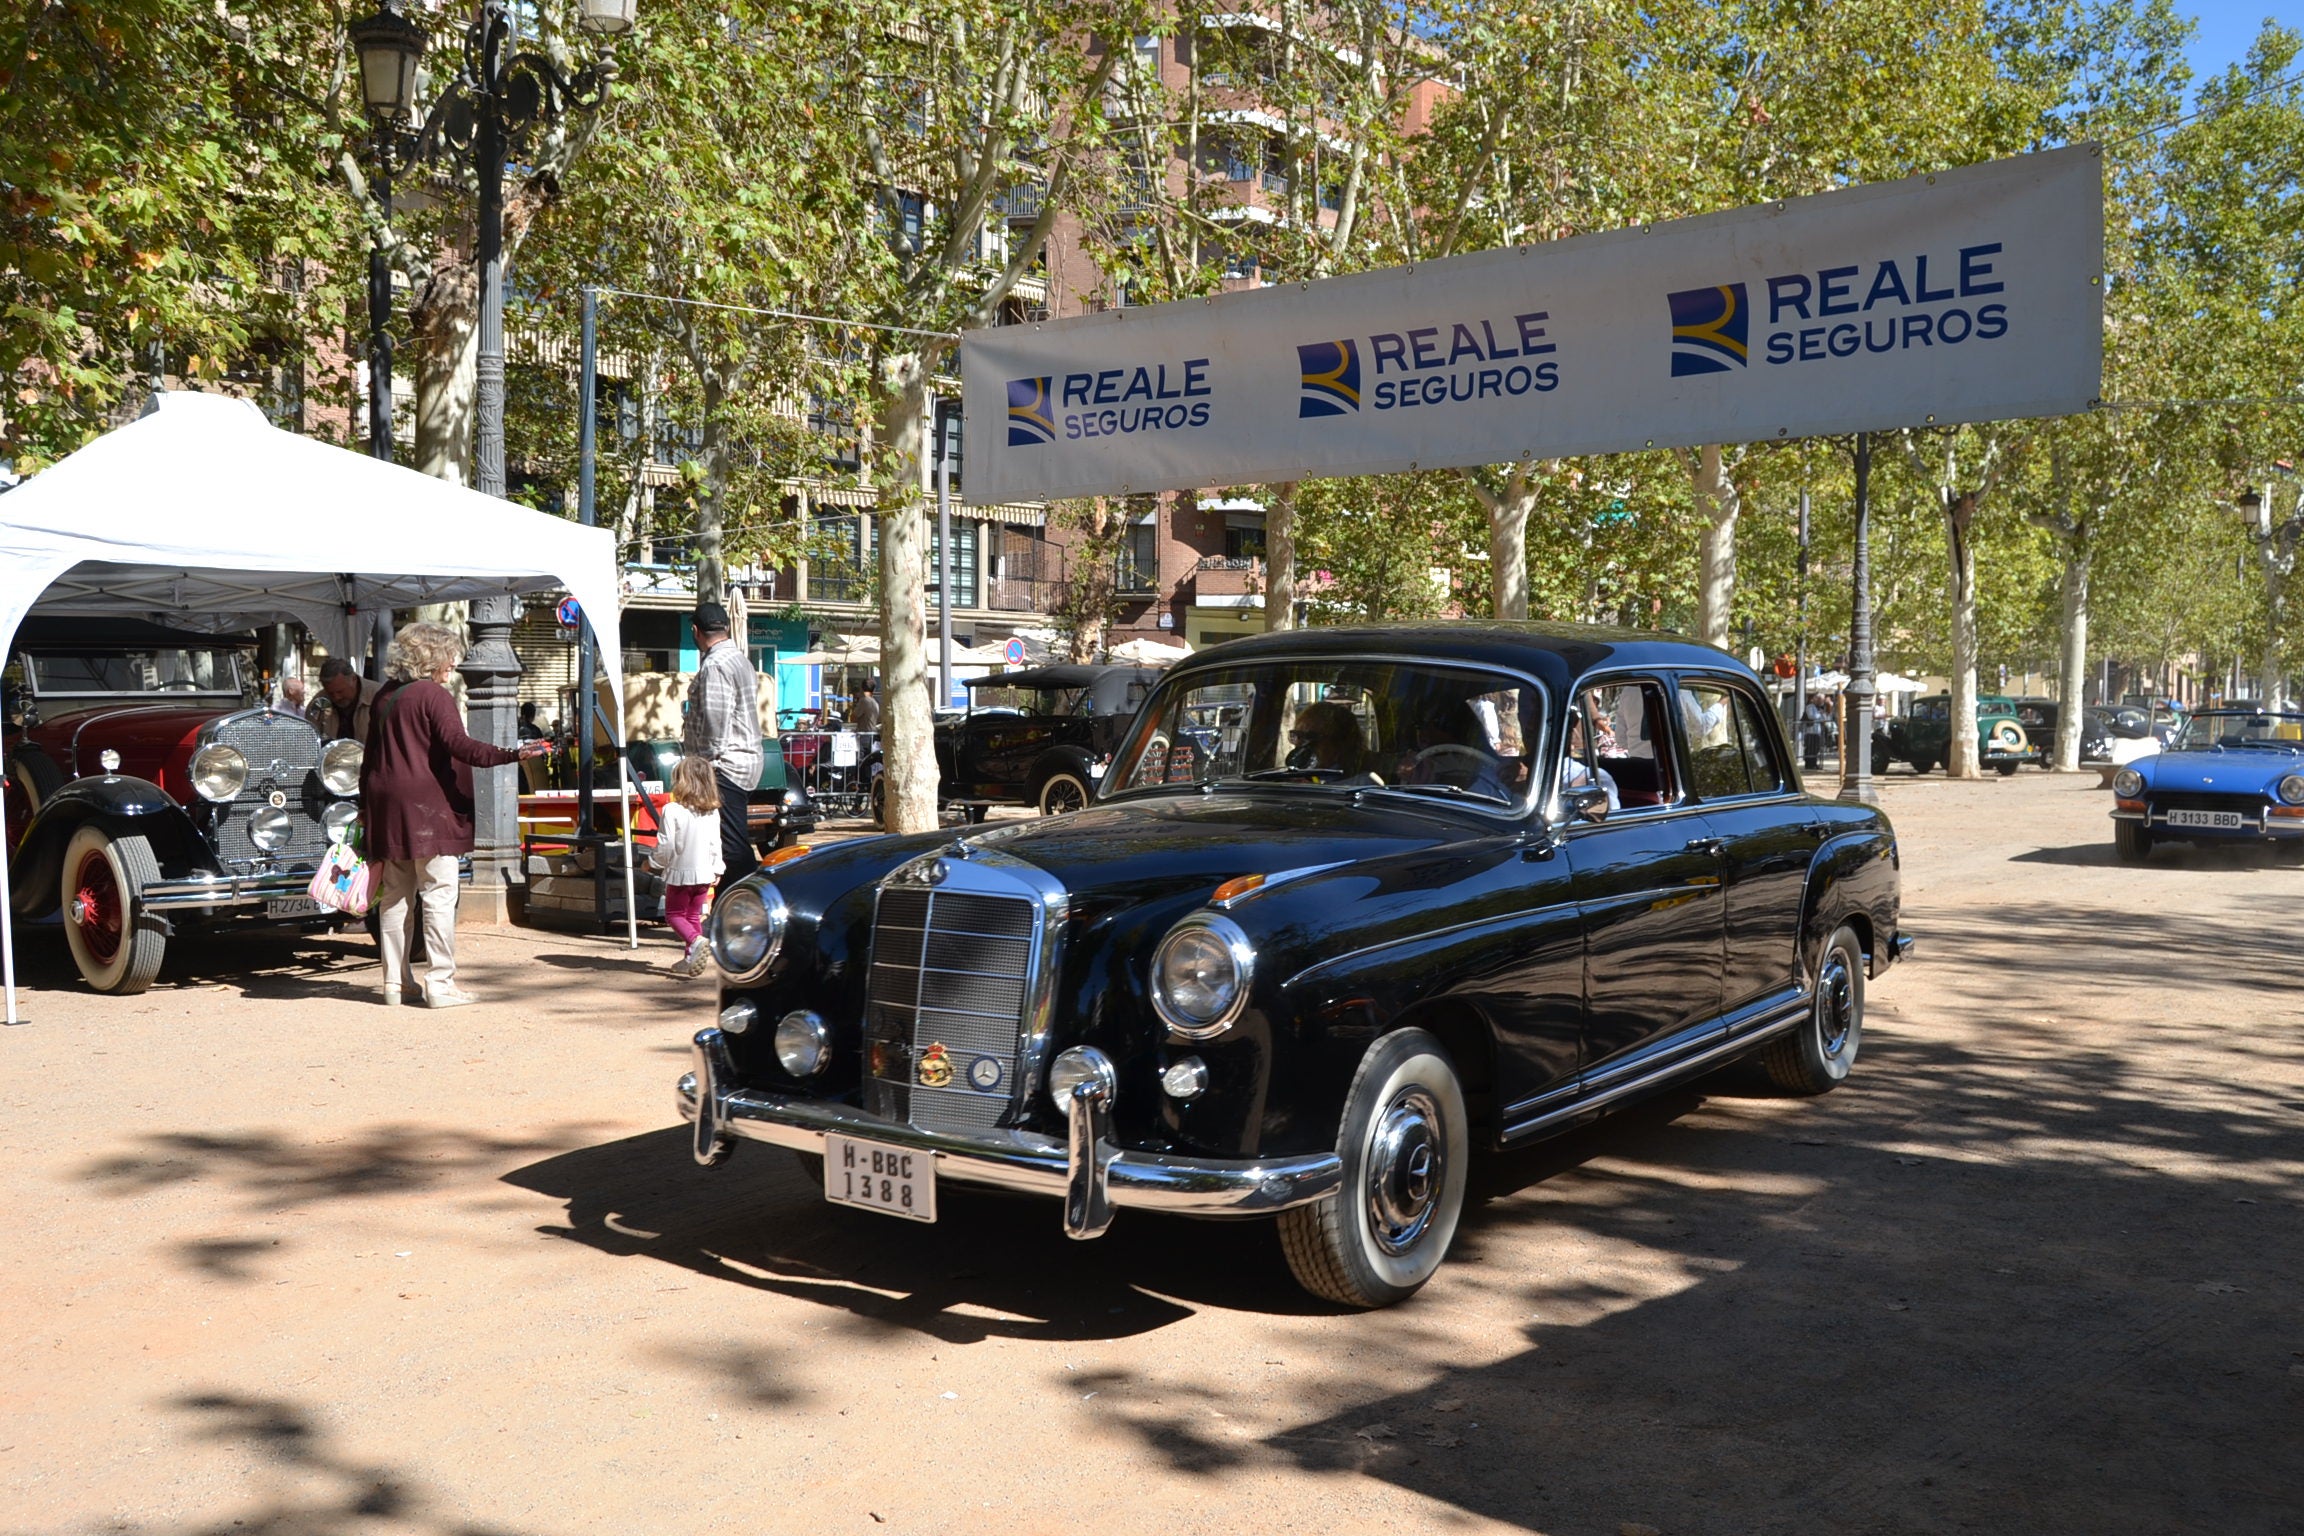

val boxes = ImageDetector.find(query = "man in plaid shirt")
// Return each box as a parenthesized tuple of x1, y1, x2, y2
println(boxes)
(681, 601, 761, 893)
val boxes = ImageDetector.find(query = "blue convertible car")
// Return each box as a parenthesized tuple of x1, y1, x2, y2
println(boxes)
(2110, 707, 2304, 861)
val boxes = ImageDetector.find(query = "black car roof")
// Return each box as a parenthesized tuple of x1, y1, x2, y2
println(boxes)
(966, 663, 1158, 691)
(13, 617, 260, 651)
(1169, 620, 1750, 695)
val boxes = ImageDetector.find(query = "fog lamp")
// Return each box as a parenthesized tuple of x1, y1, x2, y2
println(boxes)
(774, 1010, 829, 1075)
(323, 800, 360, 842)
(1160, 1056, 1209, 1100)
(1047, 1045, 1116, 1109)
(718, 999, 758, 1035)
(249, 804, 294, 851)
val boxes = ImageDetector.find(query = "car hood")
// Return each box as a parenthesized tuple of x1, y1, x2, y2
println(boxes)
(22, 702, 233, 763)
(962, 788, 1484, 905)
(2139, 747, 2304, 794)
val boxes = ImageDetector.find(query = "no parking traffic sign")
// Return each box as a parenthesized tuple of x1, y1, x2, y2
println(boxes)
(555, 596, 583, 629)
(1004, 636, 1026, 665)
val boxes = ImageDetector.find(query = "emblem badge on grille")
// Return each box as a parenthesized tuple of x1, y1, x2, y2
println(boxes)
(968, 1056, 1003, 1093)
(917, 1043, 953, 1088)
(267, 790, 288, 809)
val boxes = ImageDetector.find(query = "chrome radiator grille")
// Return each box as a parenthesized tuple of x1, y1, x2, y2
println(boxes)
(207, 712, 330, 866)
(864, 886, 1037, 1133)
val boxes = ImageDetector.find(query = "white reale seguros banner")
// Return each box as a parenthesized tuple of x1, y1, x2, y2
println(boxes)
(961, 146, 2102, 503)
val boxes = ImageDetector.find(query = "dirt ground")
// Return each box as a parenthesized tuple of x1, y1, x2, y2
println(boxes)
(3, 771, 2299, 1536)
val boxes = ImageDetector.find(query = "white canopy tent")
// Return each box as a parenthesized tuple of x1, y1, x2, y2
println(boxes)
(0, 391, 631, 1024)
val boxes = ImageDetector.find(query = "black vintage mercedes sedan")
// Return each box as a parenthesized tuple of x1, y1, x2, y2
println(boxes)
(678, 623, 1911, 1308)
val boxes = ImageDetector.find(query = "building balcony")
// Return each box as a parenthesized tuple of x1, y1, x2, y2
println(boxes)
(1192, 556, 1264, 599)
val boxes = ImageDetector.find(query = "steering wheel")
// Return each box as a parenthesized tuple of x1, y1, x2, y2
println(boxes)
(1412, 743, 1492, 785)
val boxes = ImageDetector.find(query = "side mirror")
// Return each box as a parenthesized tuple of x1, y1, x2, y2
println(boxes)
(1567, 784, 1611, 823)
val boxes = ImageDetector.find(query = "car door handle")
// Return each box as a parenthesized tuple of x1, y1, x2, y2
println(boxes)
(1684, 836, 1724, 857)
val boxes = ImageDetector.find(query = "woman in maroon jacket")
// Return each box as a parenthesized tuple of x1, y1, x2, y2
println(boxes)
(361, 621, 549, 1007)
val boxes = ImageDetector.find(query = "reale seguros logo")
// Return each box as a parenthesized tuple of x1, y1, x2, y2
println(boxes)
(1297, 340, 1361, 418)
(1667, 284, 1750, 377)
(1006, 377, 1056, 447)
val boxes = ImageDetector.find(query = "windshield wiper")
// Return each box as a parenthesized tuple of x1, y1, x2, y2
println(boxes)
(1241, 766, 1349, 782)
(1381, 781, 1509, 804)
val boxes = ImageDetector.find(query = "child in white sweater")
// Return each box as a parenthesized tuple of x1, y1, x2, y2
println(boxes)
(649, 756, 727, 977)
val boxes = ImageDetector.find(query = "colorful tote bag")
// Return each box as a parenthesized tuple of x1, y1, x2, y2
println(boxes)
(307, 833, 372, 916)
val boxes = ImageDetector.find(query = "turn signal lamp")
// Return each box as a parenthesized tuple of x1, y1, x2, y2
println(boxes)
(1211, 873, 1264, 905)
(761, 844, 813, 869)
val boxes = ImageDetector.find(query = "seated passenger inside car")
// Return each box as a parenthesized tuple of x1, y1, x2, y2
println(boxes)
(1285, 699, 1366, 776)
(1399, 699, 1512, 801)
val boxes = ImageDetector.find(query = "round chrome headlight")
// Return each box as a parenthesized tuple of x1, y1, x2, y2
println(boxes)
(320, 738, 364, 796)
(190, 743, 247, 802)
(708, 882, 786, 981)
(2279, 774, 2304, 806)
(248, 804, 294, 851)
(322, 800, 360, 842)
(774, 1010, 830, 1076)
(1047, 1045, 1117, 1108)
(1150, 914, 1254, 1039)
(2112, 767, 2144, 799)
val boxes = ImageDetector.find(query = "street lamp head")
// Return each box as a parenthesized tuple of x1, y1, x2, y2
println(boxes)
(576, 0, 637, 36)
(349, 0, 427, 123)
(2237, 487, 2264, 517)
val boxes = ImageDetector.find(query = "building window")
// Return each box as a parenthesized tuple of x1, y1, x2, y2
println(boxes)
(1224, 519, 1266, 561)
(928, 519, 978, 606)
(1117, 519, 1159, 594)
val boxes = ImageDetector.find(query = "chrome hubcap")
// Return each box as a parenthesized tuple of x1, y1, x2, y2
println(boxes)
(1816, 950, 1855, 1059)
(1366, 1086, 1446, 1256)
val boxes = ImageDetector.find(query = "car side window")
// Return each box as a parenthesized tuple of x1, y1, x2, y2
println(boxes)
(1577, 679, 1677, 809)
(1681, 682, 1744, 797)
(1730, 690, 1786, 794)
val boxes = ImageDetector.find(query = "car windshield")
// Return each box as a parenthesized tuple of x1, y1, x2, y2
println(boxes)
(2169, 710, 2304, 751)
(1108, 659, 1541, 809)
(969, 685, 1085, 718)
(26, 647, 244, 697)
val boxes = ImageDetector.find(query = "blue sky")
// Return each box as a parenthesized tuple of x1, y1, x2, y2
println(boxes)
(2182, 0, 2301, 87)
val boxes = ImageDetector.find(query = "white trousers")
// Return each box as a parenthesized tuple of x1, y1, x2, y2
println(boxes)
(373, 855, 459, 1000)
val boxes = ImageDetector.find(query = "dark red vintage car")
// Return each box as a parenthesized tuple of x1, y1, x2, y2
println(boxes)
(4, 620, 359, 993)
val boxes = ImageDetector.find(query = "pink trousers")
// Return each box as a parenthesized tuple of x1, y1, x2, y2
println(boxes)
(664, 884, 710, 947)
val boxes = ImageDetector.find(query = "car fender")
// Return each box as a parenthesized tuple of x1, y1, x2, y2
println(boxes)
(1028, 745, 1095, 796)
(7, 776, 209, 915)
(1797, 826, 1900, 981)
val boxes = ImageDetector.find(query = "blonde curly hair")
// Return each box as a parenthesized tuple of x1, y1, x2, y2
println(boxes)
(384, 621, 465, 683)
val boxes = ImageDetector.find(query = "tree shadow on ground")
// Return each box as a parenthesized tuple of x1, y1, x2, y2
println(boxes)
(1056, 946, 2304, 1534)
(74, 1391, 541, 1536)
(2012, 840, 2304, 871)
(78, 1122, 606, 1216)
(502, 1124, 1318, 1346)
(7, 924, 377, 1002)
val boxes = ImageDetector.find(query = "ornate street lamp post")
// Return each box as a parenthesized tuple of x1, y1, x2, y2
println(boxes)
(345, 0, 636, 912)
(347, 0, 426, 462)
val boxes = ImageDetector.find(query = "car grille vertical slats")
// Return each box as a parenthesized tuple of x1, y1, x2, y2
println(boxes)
(864, 885, 1039, 1134)
(207, 713, 332, 867)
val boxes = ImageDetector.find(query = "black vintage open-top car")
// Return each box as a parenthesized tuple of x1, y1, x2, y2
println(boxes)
(678, 623, 1911, 1307)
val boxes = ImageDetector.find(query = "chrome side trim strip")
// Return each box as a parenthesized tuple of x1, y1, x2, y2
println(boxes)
(678, 1029, 1341, 1222)
(1500, 1000, 1808, 1146)
(141, 870, 319, 910)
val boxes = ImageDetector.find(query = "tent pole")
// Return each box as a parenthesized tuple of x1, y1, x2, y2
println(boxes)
(615, 754, 638, 950)
(2, 783, 20, 1025)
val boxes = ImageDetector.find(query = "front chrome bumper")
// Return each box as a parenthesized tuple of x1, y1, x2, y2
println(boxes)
(676, 1028, 1343, 1238)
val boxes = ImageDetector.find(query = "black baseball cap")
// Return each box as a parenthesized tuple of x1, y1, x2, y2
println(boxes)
(692, 601, 730, 632)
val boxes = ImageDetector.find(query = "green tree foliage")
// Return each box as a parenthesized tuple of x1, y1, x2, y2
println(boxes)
(0, 0, 358, 467)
